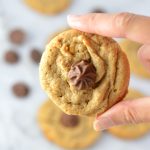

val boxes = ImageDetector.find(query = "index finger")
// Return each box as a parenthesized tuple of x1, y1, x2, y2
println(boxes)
(67, 12, 150, 44)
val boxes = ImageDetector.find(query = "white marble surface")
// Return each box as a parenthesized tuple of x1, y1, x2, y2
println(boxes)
(0, 0, 150, 150)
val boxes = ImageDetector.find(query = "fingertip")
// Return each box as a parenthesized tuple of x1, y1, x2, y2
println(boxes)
(93, 120, 101, 131)
(93, 117, 114, 131)
(67, 14, 78, 21)
(137, 44, 150, 71)
(137, 45, 145, 61)
(67, 14, 82, 28)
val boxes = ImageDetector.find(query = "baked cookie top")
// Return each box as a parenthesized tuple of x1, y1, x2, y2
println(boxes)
(38, 100, 100, 149)
(120, 39, 150, 78)
(108, 89, 150, 139)
(24, 0, 72, 15)
(39, 29, 130, 116)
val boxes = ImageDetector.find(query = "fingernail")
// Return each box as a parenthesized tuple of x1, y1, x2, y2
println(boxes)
(137, 45, 150, 71)
(67, 15, 82, 28)
(93, 117, 115, 131)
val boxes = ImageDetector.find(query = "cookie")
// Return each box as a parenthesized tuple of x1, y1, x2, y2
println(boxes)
(120, 39, 150, 78)
(9, 29, 26, 45)
(4, 50, 19, 64)
(30, 48, 42, 64)
(39, 29, 130, 116)
(108, 89, 150, 139)
(12, 82, 29, 97)
(38, 100, 100, 149)
(24, 0, 72, 15)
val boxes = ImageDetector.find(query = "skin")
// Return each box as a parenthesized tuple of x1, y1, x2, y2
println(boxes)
(67, 12, 150, 131)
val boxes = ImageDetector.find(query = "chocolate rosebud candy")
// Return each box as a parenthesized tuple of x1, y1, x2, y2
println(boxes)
(68, 60, 96, 90)
(60, 113, 79, 127)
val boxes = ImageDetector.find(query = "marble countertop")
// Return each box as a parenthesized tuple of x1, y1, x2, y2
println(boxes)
(0, 0, 150, 150)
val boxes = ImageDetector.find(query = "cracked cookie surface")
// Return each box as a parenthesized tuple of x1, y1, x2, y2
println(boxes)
(39, 29, 130, 116)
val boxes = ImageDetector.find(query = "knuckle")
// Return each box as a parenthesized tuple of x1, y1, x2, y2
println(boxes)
(87, 14, 99, 32)
(113, 12, 136, 34)
(88, 14, 96, 25)
(120, 101, 139, 124)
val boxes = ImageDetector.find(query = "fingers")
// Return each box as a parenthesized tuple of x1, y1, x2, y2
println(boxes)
(67, 13, 150, 44)
(93, 97, 150, 131)
(138, 44, 150, 72)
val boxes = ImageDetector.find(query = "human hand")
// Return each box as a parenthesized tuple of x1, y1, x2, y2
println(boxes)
(67, 12, 150, 131)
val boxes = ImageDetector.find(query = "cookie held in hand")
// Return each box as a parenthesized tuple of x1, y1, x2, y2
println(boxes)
(39, 29, 130, 116)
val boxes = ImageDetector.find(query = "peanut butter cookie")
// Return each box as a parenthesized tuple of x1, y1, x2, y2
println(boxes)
(38, 100, 100, 149)
(108, 89, 150, 139)
(24, 0, 72, 15)
(39, 29, 130, 116)
(120, 39, 150, 78)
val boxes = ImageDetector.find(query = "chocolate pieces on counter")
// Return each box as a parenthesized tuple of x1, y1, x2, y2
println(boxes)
(30, 48, 42, 64)
(12, 82, 29, 97)
(9, 29, 26, 45)
(4, 50, 19, 64)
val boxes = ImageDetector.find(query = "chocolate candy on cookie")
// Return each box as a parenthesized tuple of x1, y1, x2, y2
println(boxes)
(39, 29, 130, 116)
(60, 113, 79, 127)
(38, 100, 100, 149)
(68, 60, 96, 90)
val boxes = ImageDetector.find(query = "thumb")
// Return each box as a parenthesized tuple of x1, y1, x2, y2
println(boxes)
(93, 97, 150, 131)
(138, 44, 150, 73)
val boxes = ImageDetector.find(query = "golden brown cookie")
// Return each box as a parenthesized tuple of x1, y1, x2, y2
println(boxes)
(108, 89, 150, 139)
(38, 100, 100, 149)
(120, 39, 150, 78)
(24, 0, 72, 15)
(39, 29, 130, 116)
